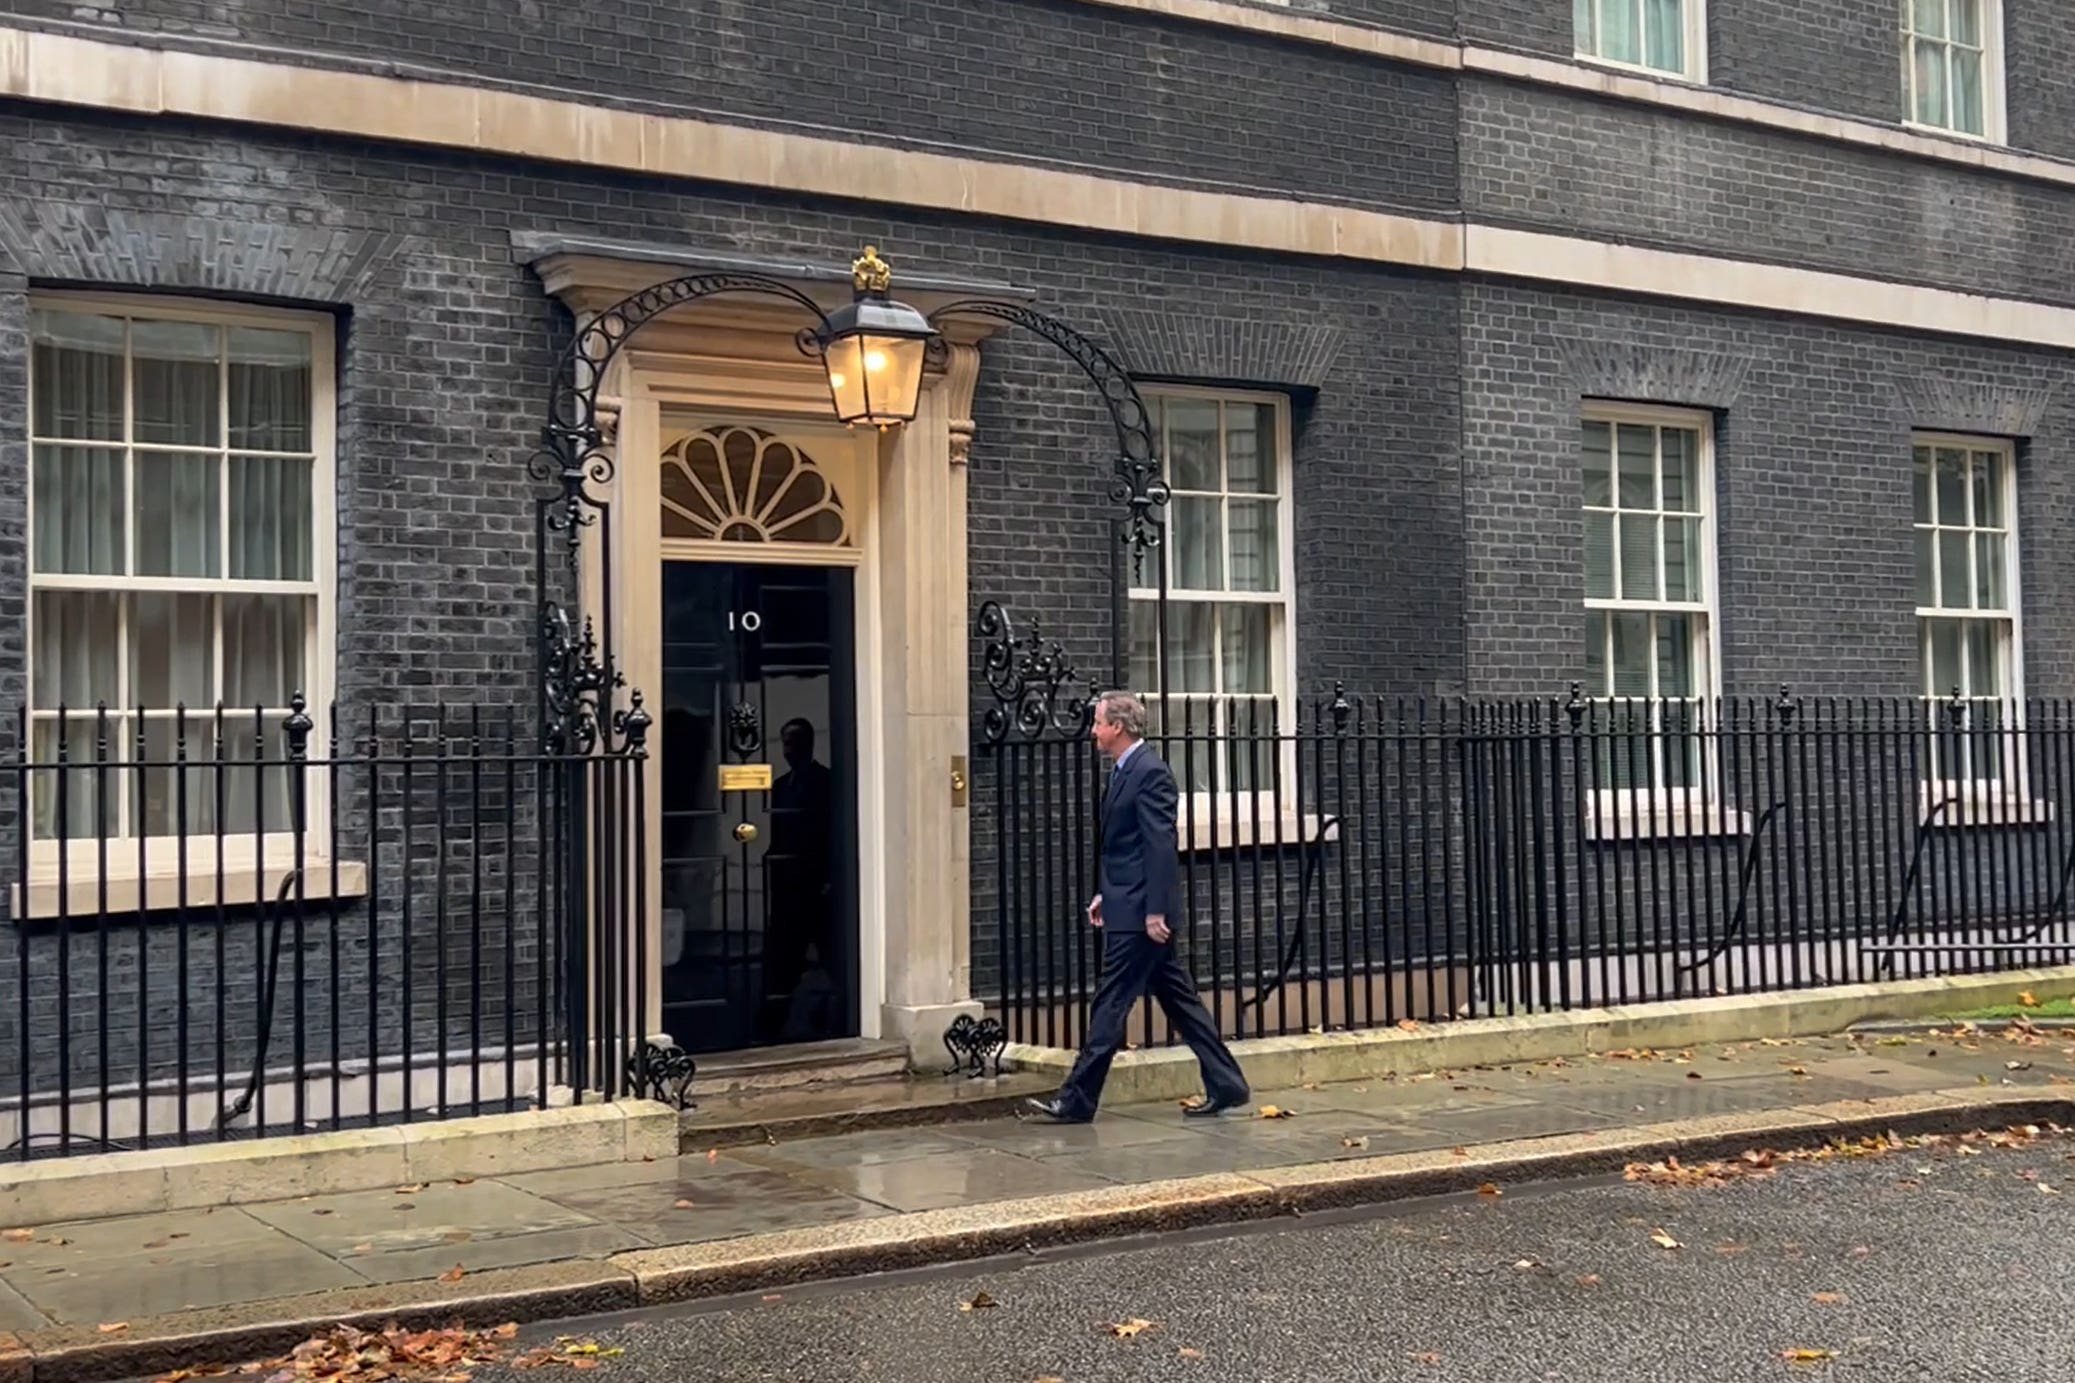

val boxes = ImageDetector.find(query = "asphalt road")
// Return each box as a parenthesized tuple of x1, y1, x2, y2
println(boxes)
(486, 1133, 2075, 1382)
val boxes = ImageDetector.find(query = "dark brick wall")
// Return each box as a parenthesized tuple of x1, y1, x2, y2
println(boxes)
(1460, 280, 2075, 701)
(1462, 77, 2075, 309)
(1705, 0, 1898, 125)
(2006, 0, 2075, 163)
(3, 0, 1458, 214)
(1457, 0, 1569, 54)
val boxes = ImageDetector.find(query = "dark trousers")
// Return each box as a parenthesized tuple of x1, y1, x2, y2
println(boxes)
(1058, 930, 1250, 1117)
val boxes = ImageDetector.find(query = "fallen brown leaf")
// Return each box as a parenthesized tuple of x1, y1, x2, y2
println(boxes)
(2020, 991, 2040, 1007)
(454, 1177, 477, 1187)
(1342, 1136, 1369, 1150)
(706, 1149, 720, 1163)
(1451, 1146, 1469, 1157)
(1107, 1318, 1157, 1339)
(1781, 1347, 1837, 1364)
(97, 1322, 128, 1334)
(1257, 1105, 1294, 1120)
(439, 1265, 468, 1284)
(396, 1184, 427, 1195)
(1811, 1292, 1847, 1305)
(1408, 1352, 1442, 1365)
(673, 1200, 696, 1210)
(1396, 1019, 1420, 1032)
(1178, 1347, 1205, 1360)
(1476, 1182, 1502, 1198)
(1650, 1228, 1682, 1250)
(1574, 1274, 1601, 1287)
(959, 1291, 998, 1312)
(0, 1230, 29, 1243)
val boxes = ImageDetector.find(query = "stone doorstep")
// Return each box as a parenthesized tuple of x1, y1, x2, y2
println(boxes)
(11, 1085, 2064, 1383)
(0, 1101, 679, 1230)
(1003, 965, 2075, 1105)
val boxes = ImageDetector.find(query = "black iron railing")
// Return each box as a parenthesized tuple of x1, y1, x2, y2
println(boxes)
(0, 697, 651, 1160)
(974, 690, 2075, 1049)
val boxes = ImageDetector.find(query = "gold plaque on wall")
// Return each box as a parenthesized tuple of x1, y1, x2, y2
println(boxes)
(718, 764, 774, 793)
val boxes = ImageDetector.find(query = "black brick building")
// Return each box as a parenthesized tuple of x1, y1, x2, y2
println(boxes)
(0, 0, 2070, 1131)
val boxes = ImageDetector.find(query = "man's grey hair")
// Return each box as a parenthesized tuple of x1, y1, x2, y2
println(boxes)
(1096, 691, 1148, 739)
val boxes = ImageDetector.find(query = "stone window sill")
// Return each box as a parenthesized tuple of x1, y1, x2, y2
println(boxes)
(1918, 785, 2056, 829)
(12, 859, 369, 922)
(1583, 790, 1753, 843)
(1175, 796, 1340, 854)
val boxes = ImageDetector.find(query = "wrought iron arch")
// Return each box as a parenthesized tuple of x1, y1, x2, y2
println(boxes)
(926, 299, 1170, 693)
(528, 273, 836, 753)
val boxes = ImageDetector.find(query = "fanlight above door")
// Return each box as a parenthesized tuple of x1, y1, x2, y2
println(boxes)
(661, 425, 850, 546)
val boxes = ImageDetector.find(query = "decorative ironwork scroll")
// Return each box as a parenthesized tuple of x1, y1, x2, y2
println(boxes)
(943, 1013, 1008, 1079)
(626, 1037, 699, 1111)
(975, 600, 1097, 744)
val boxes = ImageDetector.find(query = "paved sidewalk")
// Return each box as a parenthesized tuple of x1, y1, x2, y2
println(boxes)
(2, 1021, 2069, 1336)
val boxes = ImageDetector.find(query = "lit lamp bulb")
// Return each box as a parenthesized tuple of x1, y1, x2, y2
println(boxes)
(816, 245, 935, 428)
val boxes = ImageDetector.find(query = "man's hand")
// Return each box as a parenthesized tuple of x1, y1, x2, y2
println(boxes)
(1146, 913, 1172, 944)
(1087, 894, 1104, 928)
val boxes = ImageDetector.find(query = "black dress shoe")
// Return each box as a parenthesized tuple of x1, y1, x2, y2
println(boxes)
(1182, 1096, 1249, 1119)
(1024, 1097, 1093, 1124)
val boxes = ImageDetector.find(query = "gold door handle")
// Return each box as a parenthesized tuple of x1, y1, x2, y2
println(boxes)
(951, 755, 969, 808)
(734, 822, 759, 844)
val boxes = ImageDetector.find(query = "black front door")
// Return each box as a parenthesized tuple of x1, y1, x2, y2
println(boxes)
(658, 561, 859, 1053)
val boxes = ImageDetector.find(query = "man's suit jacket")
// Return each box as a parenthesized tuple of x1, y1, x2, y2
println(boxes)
(1099, 744, 1182, 932)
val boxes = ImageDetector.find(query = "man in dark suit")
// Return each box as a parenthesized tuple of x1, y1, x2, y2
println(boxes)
(1026, 691, 1251, 1123)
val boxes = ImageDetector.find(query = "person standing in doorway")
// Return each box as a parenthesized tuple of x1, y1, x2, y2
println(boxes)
(1026, 691, 1251, 1123)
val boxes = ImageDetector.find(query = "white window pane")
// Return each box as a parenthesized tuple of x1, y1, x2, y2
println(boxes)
(1659, 427, 1697, 511)
(1966, 619, 2001, 698)
(1585, 511, 1615, 599)
(1928, 619, 1962, 695)
(1128, 600, 1158, 695)
(1949, 0, 1980, 45)
(30, 310, 124, 441)
(129, 592, 215, 710)
(1575, 0, 1596, 51)
(1912, 448, 1932, 524)
(1225, 403, 1275, 495)
(1915, 529, 1937, 606)
(1970, 452, 2002, 527)
(1913, 0, 1947, 39)
(32, 444, 126, 576)
(139, 716, 219, 837)
(1951, 49, 1983, 134)
(33, 716, 121, 840)
(1219, 605, 1273, 696)
(1939, 530, 1971, 608)
(228, 327, 314, 453)
(1165, 398, 1220, 492)
(33, 590, 121, 711)
(220, 712, 295, 836)
(1584, 611, 1608, 694)
(1164, 603, 1216, 694)
(1228, 498, 1279, 593)
(1914, 41, 1949, 125)
(1643, 0, 1683, 72)
(131, 319, 221, 447)
(1618, 513, 1660, 601)
(1582, 420, 1612, 506)
(1974, 533, 2006, 610)
(228, 455, 315, 581)
(1603, 0, 1641, 63)
(134, 450, 221, 578)
(1935, 448, 1966, 524)
(1663, 516, 1701, 602)
(1616, 424, 1655, 508)
(1610, 612, 1651, 697)
(1655, 613, 1695, 699)
(223, 594, 306, 710)
(1174, 496, 1224, 590)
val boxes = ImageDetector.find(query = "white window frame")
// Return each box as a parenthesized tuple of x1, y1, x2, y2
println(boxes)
(1912, 431, 2043, 825)
(1580, 401, 1734, 840)
(22, 292, 346, 914)
(1574, 0, 1709, 84)
(1130, 384, 1303, 848)
(1900, 0, 2007, 145)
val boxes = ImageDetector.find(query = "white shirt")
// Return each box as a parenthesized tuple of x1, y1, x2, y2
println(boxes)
(1114, 738, 1144, 772)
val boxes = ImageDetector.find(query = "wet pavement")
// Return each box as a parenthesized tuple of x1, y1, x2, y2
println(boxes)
(459, 1124, 2075, 1382)
(7, 1022, 2072, 1329)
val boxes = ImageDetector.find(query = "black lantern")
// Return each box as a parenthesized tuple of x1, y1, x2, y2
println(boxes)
(815, 246, 935, 428)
